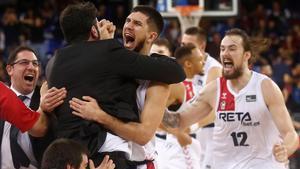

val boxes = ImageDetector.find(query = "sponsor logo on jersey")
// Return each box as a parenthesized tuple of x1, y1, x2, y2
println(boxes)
(246, 95, 256, 102)
(219, 112, 251, 123)
(218, 112, 260, 126)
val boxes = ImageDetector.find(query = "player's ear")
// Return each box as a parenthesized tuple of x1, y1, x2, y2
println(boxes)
(244, 51, 251, 62)
(148, 32, 158, 43)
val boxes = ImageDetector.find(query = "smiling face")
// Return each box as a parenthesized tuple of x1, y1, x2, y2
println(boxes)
(123, 11, 156, 54)
(220, 35, 250, 79)
(6, 50, 40, 95)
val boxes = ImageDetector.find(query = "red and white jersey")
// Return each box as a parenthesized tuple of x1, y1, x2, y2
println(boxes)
(182, 79, 197, 102)
(130, 80, 157, 166)
(213, 72, 285, 169)
(193, 54, 222, 94)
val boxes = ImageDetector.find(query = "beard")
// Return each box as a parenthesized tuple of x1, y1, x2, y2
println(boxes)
(222, 66, 243, 79)
(133, 38, 146, 53)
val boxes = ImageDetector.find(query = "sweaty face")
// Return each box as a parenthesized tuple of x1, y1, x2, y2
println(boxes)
(220, 35, 246, 79)
(123, 12, 149, 52)
(6, 50, 40, 95)
(190, 48, 205, 76)
(150, 44, 171, 57)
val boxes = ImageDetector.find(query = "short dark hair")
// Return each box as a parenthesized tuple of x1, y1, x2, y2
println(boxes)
(225, 28, 270, 65)
(41, 138, 89, 169)
(132, 5, 164, 36)
(59, 2, 98, 44)
(184, 26, 207, 43)
(174, 43, 197, 63)
(7, 46, 38, 65)
(153, 38, 172, 53)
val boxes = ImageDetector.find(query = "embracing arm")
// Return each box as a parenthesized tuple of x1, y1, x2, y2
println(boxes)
(112, 48, 186, 84)
(70, 82, 170, 145)
(30, 82, 67, 137)
(262, 79, 299, 160)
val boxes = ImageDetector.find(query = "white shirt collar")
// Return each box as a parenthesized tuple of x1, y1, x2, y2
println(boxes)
(10, 86, 34, 99)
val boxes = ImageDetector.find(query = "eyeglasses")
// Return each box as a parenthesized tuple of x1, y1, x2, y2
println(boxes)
(11, 59, 40, 67)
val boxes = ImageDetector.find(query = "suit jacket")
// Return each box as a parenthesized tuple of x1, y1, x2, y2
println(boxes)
(0, 86, 54, 168)
(47, 39, 186, 156)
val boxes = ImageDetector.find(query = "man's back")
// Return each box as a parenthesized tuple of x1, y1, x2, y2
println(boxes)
(48, 39, 185, 156)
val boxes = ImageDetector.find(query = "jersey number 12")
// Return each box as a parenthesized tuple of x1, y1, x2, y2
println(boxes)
(230, 132, 249, 146)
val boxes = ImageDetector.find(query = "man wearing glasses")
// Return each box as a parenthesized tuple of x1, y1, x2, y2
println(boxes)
(1, 46, 57, 169)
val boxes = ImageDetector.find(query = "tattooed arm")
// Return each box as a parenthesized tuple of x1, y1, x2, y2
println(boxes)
(163, 80, 217, 130)
(162, 110, 180, 128)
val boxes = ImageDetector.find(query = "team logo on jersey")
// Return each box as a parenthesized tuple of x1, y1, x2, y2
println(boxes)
(220, 100, 226, 110)
(221, 93, 227, 99)
(246, 95, 256, 102)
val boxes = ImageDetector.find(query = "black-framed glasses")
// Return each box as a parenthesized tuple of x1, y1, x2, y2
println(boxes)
(11, 59, 40, 67)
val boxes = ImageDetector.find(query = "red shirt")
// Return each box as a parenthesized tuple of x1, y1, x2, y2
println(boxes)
(0, 82, 40, 132)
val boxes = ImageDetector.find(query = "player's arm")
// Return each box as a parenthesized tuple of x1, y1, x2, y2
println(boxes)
(262, 79, 299, 160)
(0, 82, 66, 136)
(166, 83, 185, 107)
(205, 66, 222, 85)
(163, 80, 216, 130)
(70, 82, 170, 145)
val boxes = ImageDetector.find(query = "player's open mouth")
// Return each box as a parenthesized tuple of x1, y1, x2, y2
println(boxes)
(223, 61, 233, 68)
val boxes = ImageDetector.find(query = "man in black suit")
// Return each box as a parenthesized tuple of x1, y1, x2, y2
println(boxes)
(0, 46, 66, 169)
(46, 2, 185, 168)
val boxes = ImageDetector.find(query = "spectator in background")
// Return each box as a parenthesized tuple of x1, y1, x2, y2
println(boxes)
(260, 62, 273, 78)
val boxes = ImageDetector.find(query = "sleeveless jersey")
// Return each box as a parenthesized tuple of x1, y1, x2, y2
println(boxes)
(130, 80, 157, 163)
(213, 72, 285, 169)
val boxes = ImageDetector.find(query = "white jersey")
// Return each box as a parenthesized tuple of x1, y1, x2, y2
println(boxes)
(194, 53, 221, 169)
(213, 72, 285, 169)
(130, 80, 157, 165)
(193, 53, 222, 93)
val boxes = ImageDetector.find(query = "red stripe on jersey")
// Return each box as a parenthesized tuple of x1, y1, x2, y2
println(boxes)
(217, 77, 235, 111)
(183, 80, 195, 101)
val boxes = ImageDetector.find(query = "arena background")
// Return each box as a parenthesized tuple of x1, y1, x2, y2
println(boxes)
(0, 0, 299, 168)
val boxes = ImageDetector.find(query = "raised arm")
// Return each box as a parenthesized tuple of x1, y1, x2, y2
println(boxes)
(70, 82, 170, 145)
(262, 79, 299, 162)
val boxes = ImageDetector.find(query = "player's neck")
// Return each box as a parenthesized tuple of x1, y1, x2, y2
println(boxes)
(229, 69, 252, 93)
(184, 68, 194, 79)
(139, 45, 151, 55)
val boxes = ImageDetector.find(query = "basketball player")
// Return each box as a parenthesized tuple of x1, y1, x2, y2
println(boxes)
(181, 26, 222, 169)
(163, 28, 299, 169)
(150, 39, 202, 169)
(70, 6, 172, 169)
